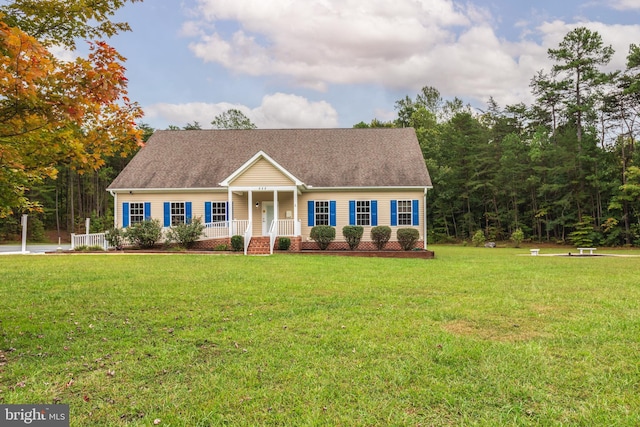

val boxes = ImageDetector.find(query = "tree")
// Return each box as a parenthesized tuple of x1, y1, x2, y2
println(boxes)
(211, 109, 257, 129)
(548, 27, 614, 144)
(0, 3, 143, 218)
(0, 0, 141, 49)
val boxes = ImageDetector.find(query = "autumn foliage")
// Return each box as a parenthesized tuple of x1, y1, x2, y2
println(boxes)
(0, 15, 143, 217)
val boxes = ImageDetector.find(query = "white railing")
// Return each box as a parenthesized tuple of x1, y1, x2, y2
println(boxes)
(276, 219, 300, 236)
(243, 224, 252, 255)
(232, 220, 250, 237)
(71, 233, 108, 250)
(203, 221, 230, 239)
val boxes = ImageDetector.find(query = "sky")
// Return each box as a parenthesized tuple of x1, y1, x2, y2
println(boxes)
(100, 0, 640, 130)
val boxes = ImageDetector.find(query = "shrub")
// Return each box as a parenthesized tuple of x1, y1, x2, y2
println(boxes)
(230, 235, 244, 252)
(166, 218, 205, 249)
(88, 245, 105, 251)
(124, 219, 162, 249)
(105, 227, 125, 249)
(472, 230, 486, 247)
(371, 226, 391, 250)
(74, 245, 89, 251)
(277, 237, 291, 251)
(510, 228, 524, 248)
(214, 244, 228, 251)
(310, 225, 336, 250)
(397, 228, 420, 251)
(342, 225, 363, 250)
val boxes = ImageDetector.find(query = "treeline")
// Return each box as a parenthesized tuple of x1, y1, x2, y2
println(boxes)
(358, 27, 640, 246)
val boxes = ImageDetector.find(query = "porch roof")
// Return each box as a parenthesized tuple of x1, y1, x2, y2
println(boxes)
(108, 128, 432, 190)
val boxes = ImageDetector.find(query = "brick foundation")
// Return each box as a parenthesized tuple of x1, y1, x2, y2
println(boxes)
(299, 240, 425, 251)
(192, 237, 231, 250)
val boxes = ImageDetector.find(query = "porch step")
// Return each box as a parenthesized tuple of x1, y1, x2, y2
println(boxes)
(247, 237, 273, 255)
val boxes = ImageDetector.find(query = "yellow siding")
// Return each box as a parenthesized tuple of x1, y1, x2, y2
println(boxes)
(115, 191, 227, 227)
(299, 190, 425, 242)
(114, 189, 425, 242)
(231, 158, 294, 187)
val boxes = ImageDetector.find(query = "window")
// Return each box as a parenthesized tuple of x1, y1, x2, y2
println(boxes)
(315, 201, 329, 226)
(356, 200, 370, 226)
(397, 200, 412, 226)
(171, 202, 185, 225)
(130, 202, 145, 225)
(211, 202, 227, 223)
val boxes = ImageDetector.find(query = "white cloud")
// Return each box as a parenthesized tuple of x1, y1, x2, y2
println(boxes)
(180, 0, 640, 110)
(608, 0, 640, 11)
(144, 93, 338, 129)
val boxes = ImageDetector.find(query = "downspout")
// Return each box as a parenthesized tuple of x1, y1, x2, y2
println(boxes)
(109, 190, 118, 228)
(424, 188, 428, 250)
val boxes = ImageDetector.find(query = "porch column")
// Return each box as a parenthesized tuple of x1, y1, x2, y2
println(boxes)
(228, 187, 233, 236)
(293, 188, 299, 235)
(273, 189, 279, 235)
(248, 190, 253, 235)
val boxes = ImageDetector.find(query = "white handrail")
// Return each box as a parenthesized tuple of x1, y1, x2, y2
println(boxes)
(268, 220, 278, 255)
(243, 224, 252, 255)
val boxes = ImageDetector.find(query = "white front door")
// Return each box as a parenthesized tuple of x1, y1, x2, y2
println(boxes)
(262, 202, 274, 235)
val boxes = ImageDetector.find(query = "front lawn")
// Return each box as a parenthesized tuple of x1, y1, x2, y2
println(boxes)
(1, 247, 639, 426)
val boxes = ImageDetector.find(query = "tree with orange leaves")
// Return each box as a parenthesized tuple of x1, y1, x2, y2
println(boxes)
(0, 1, 143, 217)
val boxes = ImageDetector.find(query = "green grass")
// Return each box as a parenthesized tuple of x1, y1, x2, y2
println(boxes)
(1, 246, 640, 426)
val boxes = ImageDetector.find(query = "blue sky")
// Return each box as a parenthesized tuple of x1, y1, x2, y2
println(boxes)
(103, 0, 640, 129)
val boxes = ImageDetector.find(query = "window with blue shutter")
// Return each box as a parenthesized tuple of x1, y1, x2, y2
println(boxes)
(329, 201, 336, 226)
(204, 202, 212, 223)
(144, 202, 151, 220)
(390, 200, 397, 226)
(307, 201, 315, 226)
(371, 200, 378, 226)
(412, 199, 419, 226)
(163, 202, 170, 227)
(185, 202, 192, 223)
(122, 202, 130, 228)
(349, 200, 356, 225)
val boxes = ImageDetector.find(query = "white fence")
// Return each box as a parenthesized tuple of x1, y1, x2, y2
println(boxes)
(71, 233, 109, 250)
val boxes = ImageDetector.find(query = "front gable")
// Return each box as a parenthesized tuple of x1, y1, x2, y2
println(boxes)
(220, 151, 303, 187)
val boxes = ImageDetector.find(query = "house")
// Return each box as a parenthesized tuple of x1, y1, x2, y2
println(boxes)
(107, 128, 432, 254)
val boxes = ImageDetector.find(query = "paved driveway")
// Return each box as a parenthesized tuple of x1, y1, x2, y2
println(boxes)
(0, 243, 71, 254)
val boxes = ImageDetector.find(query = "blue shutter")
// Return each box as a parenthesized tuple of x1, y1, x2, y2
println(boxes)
(163, 202, 170, 227)
(371, 200, 378, 226)
(144, 202, 151, 220)
(186, 202, 192, 223)
(329, 201, 336, 226)
(349, 200, 355, 225)
(122, 202, 129, 228)
(390, 200, 397, 226)
(412, 199, 419, 226)
(225, 202, 229, 221)
(204, 202, 212, 223)
(307, 201, 315, 226)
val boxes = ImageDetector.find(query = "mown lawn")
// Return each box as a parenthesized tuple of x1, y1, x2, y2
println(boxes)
(1, 246, 639, 426)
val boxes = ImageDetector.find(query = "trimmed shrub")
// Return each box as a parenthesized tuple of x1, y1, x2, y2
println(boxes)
(310, 225, 336, 250)
(397, 228, 420, 251)
(230, 235, 244, 252)
(371, 226, 391, 250)
(472, 229, 486, 247)
(510, 228, 524, 248)
(214, 244, 228, 251)
(166, 217, 205, 249)
(124, 219, 162, 249)
(342, 225, 364, 250)
(105, 227, 125, 249)
(277, 237, 291, 251)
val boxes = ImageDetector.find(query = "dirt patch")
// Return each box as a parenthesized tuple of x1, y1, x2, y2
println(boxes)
(442, 319, 543, 342)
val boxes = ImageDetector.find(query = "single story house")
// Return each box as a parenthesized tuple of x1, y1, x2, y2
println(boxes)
(107, 128, 432, 254)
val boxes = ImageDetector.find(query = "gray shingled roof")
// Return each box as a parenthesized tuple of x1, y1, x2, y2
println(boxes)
(107, 128, 431, 190)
